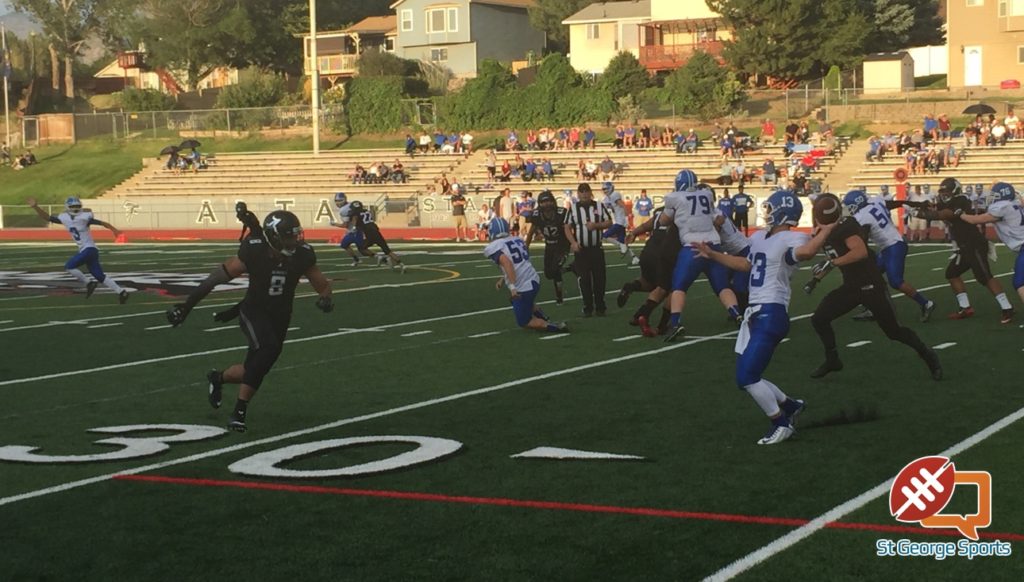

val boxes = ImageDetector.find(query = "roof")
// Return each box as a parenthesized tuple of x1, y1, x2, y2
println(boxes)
(863, 51, 911, 62)
(343, 15, 397, 35)
(392, 0, 534, 9)
(562, 0, 651, 24)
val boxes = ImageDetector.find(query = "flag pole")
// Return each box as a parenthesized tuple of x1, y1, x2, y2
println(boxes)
(2, 22, 11, 150)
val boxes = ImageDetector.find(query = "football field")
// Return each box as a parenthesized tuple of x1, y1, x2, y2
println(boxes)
(0, 240, 1021, 581)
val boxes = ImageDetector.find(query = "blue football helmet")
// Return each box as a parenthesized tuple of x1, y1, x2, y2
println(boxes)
(334, 192, 348, 208)
(602, 181, 615, 195)
(990, 182, 1016, 202)
(842, 190, 869, 215)
(762, 190, 803, 227)
(65, 196, 83, 215)
(675, 169, 698, 192)
(488, 217, 511, 240)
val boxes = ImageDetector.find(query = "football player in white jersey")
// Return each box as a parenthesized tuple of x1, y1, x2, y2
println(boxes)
(960, 182, 1024, 320)
(328, 192, 382, 267)
(484, 218, 568, 333)
(27, 196, 129, 303)
(697, 190, 834, 445)
(600, 182, 639, 266)
(659, 169, 742, 342)
(842, 190, 936, 322)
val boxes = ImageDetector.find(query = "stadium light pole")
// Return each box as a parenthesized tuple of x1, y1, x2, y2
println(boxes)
(309, 0, 321, 156)
(2, 22, 10, 151)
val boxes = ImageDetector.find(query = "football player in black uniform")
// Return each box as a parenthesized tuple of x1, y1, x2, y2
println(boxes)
(349, 200, 407, 273)
(808, 193, 942, 381)
(524, 190, 570, 303)
(166, 210, 334, 432)
(916, 177, 1015, 323)
(627, 206, 682, 336)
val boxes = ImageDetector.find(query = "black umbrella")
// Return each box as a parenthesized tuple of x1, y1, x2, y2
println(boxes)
(179, 139, 202, 150)
(962, 103, 997, 115)
(159, 145, 180, 156)
(734, 131, 750, 138)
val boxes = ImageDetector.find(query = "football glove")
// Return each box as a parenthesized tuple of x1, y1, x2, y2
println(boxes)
(812, 260, 834, 278)
(166, 303, 191, 327)
(213, 302, 241, 323)
(316, 295, 334, 313)
(803, 278, 820, 295)
(953, 208, 964, 218)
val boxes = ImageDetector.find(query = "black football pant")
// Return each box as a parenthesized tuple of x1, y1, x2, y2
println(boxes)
(574, 246, 607, 313)
(543, 243, 569, 283)
(239, 303, 289, 390)
(734, 210, 749, 234)
(811, 282, 930, 359)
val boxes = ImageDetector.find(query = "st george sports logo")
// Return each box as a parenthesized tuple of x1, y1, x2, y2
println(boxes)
(876, 456, 1012, 560)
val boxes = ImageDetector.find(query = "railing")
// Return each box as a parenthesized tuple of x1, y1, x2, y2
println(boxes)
(639, 41, 724, 70)
(306, 54, 359, 76)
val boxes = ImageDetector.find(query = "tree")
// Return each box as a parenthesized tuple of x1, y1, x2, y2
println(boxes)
(707, 0, 871, 83)
(600, 51, 648, 102)
(664, 51, 746, 121)
(868, 0, 944, 53)
(11, 0, 132, 98)
(529, 0, 598, 52)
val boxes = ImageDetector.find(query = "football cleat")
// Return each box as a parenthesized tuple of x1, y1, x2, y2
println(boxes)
(852, 308, 875, 322)
(922, 349, 943, 381)
(616, 283, 632, 308)
(782, 399, 806, 426)
(638, 316, 657, 338)
(551, 321, 570, 333)
(399, 263, 407, 274)
(948, 307, 975, 320)
(351, 258, 361, 267)
(810, 353, 844, 378)
(630, 255, 640, 266)
(554, 282, 564, 305)
(228, 411, 247, 433)
(1000, 308, 1015, 324)
(663, 324, 686, 343)
(376, 254, 387, 267)
(920, 300, 936, 323)
(85, 281, 98, 299)
(757, 421, 795, 445)
(206, 370, 223, 409)
(596, 308, 607, 317)
(118, 290, 130, 305)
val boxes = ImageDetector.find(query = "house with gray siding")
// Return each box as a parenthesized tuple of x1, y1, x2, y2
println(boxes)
(390, 0, 545, 78)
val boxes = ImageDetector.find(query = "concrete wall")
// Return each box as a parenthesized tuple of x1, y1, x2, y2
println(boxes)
(470, 3, 545, 66)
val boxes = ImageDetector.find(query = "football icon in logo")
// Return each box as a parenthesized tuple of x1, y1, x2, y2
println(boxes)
(889, 456, 956, 523)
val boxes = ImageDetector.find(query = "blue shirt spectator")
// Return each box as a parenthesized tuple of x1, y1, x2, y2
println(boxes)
(635, 193, 653, 217)
(583, 128, 595, 147)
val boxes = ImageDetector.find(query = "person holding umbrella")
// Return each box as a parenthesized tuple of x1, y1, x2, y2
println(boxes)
(160, 145, 180, 171)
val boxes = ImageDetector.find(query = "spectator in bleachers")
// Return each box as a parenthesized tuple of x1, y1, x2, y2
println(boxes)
(1, 142, 10, 165)
(638, 124, 651, 148)
(526, 129, 538, 150)
(924, 146, 941, 174)
(624, 125, 637, 148)
(989, 119, 1008, 146)
(485, 150, 497, 184)
(419, 131, 432, 154)
(440, 136, 456, 155)
(499, 159, 512, 182)
(405, 134, 417, 156)
(476, 203, 495, 241)
(462, 130, 474, 156)
(583, 159, 598, 181)
(556, 127, 569, 150)
(720, 132, 735, 159)
(866, 135, 883, 162)
(1006, 109, 1021, 140)
(351, 163, 367, 184)
(904, 147, 919, 176)
(680, 129, 698, 154)
(392, 159, 406, 183)
(538, 127, 552, 150)
(944, 142, 961, 168)
(761, 157, 777, 184)
(937, 114, 951, 139)
(513, 153, 526, 178)
(569, 126, 581, 149)
(433, 130, 445, 153)
(599, 156, 617, 181)
(438, 172, 452, 195)
(614, 125, 625, 149)
(731, 159, 748, 184)
(583, 127, 596, 149)
(522, 158, 538, 182)
(784, 120, 799, 144)
(760, 118, 776, 145)
(923, 114, 938, 142)
(507, 129, 519, 151)
(797, 121, 810, 144)
(659, 126, 673, 147)
(540, 158, 554, 181)
(717, 160, 733, 186)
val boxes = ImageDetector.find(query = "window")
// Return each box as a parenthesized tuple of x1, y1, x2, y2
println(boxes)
(427, 7, 458, 33)
(1000, 0, 1008, 16)
(587, 23, 600, 40)
(385, 37, 395, 52)
(401, 9, 413, 31)
(966, 0, 983, 6)
(1018, 46, 1024, 64)
(431, 48, 449, 62)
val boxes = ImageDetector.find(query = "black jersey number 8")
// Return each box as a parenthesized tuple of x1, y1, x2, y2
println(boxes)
(269, 274, 286, 296)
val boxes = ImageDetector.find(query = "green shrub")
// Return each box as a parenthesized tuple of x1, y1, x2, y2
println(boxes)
(216, 70, 286, 108)
(118, 88, 176, 111)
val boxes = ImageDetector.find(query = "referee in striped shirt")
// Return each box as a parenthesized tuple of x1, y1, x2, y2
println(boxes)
(564, 183, 613, 316)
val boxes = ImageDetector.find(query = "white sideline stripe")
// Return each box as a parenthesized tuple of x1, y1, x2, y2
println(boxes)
(931, 267, 944, 271)
(539, 333, 570, 341)
(613, 335, 642, 342)
(287, 327, 300, 332)
(86, 323, 123, 329)
(467, 331, 501, 338)
(400, 330, 433, 337)
(0, 330, 739, 509)
(203, 326, 236, 333)
(145, 324, 173, 331)
(846, 340, 872, 348)
(0, 320, 13, 325)
(703, 405, 1024, 582)
(933, 342, 957, 350)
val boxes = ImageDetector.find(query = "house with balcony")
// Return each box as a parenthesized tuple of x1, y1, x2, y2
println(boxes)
(562, 1, 651, 75)
(301, 15, 397, 86)
(638, 0, 731, 72)
(390, 0, 545, 78)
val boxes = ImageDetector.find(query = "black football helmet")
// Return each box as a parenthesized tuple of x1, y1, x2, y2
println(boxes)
(263, 210, 304, 256)
(349, 200, 365, 212)
(537, 190, 555, 207)
(937, 177, 962, 202)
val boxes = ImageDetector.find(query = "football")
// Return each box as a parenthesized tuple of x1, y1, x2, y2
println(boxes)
(888, 456, 956, 523)
(812, 193, 843, 225)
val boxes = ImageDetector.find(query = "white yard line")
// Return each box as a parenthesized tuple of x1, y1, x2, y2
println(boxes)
(846, 340, 872, 348)
(703, 405, 1024, 581)
(0, 295, 46, 302)
(467, 331, 501, 338)
(144, 324, 173, 331)
(613, 335, 642, 342)
(400, 330, 433, 337)
(0, 320, 12, 325)
(539, 333, 570, 341)
(203, 327, 236, 333)
(85, 323, 123, 329)
(933, 342, 957, 350)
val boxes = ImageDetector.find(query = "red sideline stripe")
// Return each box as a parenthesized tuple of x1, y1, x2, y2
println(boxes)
(113, 474, 1024, 541)
(0, 228, 477, 242)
